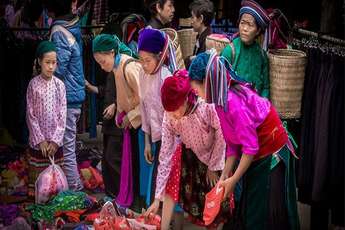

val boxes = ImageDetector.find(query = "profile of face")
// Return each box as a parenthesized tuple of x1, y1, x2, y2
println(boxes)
(139, 50, 160, 74)
(239, 13, 260, 45)
(190, 11, 203, 33)
(157, 0, 175, 24)
(93, 51, 115, 72)
(39, 51, 57, 79)
(167, 100, 188, 120)
(190, 80, 205, 99)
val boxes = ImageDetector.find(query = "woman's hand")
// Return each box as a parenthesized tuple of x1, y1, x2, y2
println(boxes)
(144, 199, 160, 217)
(206, 169, 219, 187)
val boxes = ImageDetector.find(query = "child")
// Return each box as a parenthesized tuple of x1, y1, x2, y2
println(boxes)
(221, 0, 270, 98)
(26, 41, 66, 197)
(188, 50, 299, 230)
(137, 27, 184, 228)
(145, 70, 230, 229)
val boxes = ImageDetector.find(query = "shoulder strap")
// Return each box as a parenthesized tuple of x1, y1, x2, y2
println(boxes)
(229, 42, 236, 64)
(121, 58, 140, 96)
(50, 25, 76, 47)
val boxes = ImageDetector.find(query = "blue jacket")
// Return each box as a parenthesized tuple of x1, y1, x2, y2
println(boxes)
(50, 17, 85, 108)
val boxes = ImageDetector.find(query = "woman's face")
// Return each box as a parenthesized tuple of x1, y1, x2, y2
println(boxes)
(239, 13, 260, 45)
(139, 50, 159, 74)
(157, 0, 175, 24)
(167, 100, 187, 120)
(190, 11, 203, 33)
(190, 80, 205, 99)
(39, 51, 57, 78)
(93, 51, 115, 72)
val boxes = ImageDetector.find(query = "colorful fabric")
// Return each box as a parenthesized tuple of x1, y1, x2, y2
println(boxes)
(138, 28, 166, 54)
(139, 66, 171, 142)
(92, 34, 137, 58)
(26, 75, 67, 149)
(239, 0, 271, 50)
(215, 85, 271, 157)
(221, 37, 270, 98)
(155, 99, 226, 200)
(27, 190, 94, 222)
(179, 147, 231, 228)
(113, 54, 142, 129)
(36, 41, 56, 58)
(239, 0, 270, 30)
(92, 0, 109, 24)
(121, 14, 146, 44)
(115, 112, 134, 207)
(27, 148, 64, 198)
(165, 143, 182, 203)
(160, 69, 191, 112)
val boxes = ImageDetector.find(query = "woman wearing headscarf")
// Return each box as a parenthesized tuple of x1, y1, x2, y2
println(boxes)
(221, 0, 270, 98)
(120, 13, 146, 53)
(188, 50, 300, 230)
(92, 34, 142, 210)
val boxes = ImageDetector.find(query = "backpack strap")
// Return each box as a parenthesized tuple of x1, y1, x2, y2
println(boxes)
(121, 58, 140, 97)
(229, 42, 236, 64)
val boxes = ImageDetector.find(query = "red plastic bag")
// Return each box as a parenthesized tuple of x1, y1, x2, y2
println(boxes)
(35, 156, 68, 204)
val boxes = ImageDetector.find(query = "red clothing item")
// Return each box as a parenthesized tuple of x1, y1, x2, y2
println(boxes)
(255, 106, 288, 160)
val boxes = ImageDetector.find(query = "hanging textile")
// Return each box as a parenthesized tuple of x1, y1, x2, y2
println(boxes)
(294, 38, 344, 227)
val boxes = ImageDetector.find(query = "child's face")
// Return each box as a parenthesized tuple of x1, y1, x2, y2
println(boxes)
(167, 100, 187, 120)
(191, 11, 203, 33)
(39, 51, 57, 78)
(239, 13, 260, 45)
(94, 51, 115, 72)
(190, 80, 205, 99)
(139, 50, 159, 74)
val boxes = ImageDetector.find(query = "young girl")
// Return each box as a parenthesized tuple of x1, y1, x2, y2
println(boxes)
(137, 27, 184, 229)
(26, 41, 66, 197)
(92, 34, 142, 210)
(188, 50, 299, 230)
(145, 70, 230, 229)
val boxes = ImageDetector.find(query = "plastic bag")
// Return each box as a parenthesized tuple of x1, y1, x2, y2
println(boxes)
(94, 202, 160, 230)
(35, 156, 68, 204)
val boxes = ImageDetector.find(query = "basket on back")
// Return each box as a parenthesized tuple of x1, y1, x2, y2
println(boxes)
(177, 29, 197, 59)
(161, 28, 186, 69)
(205, 34, 230, 55)
(269, 49, 307, 119)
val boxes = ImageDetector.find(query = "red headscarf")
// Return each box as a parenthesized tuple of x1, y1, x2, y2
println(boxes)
(161, 69, 192, 112)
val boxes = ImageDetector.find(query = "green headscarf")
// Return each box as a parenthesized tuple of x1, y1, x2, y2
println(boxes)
(92, 34, 138, 58)
(36, 41, 56, 58)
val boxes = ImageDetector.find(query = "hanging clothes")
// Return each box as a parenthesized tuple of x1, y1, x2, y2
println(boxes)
(296, 39, 345, 227)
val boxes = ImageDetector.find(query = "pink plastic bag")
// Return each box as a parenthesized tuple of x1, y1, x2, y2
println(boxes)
(35, 156, 68, 204)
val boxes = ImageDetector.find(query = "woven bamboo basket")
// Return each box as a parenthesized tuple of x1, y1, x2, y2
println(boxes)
(177, 29, 197, 59)
(205, 34, 230, 54)
(161, 28, 186, 69)
(179, 17, 192, 27)
(269, 49, 307, 119)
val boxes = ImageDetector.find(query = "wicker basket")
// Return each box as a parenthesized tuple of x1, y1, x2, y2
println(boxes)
(269, 49, 307, 119)
(161, 28, 186, 70)
(177, 29, 197, 59)
(179, 17, 192, 27)
(205, 34, 230, 55)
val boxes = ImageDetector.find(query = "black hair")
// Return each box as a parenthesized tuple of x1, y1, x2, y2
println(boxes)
(43, 0, 72, 17)
(144, 0, 173, 16)
(189, 0, 214, 26)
